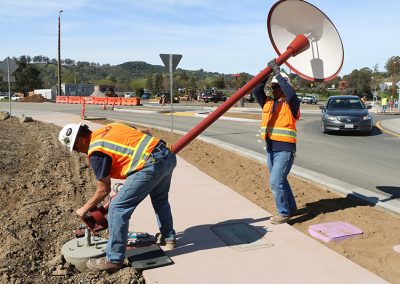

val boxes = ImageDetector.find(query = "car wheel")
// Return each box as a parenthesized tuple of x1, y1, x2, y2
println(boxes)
(365, 127, 373, 136)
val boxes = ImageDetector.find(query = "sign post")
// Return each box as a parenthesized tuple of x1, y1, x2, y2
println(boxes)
(0, 57, 18, 116)
(160, 54, 182, 133)
(396, 81, 400, 111)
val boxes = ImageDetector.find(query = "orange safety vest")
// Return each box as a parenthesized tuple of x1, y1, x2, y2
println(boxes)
(88, 123, 159, 179)
(261, 99, 299, 143)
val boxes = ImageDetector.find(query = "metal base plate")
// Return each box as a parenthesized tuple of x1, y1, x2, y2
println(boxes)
(126, 244, 173, 271)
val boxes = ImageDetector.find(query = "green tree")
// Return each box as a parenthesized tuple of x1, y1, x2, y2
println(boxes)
(62, 69, 76, 84)
(212, 76, 226, 89)
(14, 62, 43, 95)
(189, 77, 197, 89)
(345, 68, 372, 97)
(238, 73, 251, 88)
(177, 71, 189, 88)
(129, 78, 145, 93)
(145, 74, 154, 91)
(96, 78, 115, 86)
(373, 63, 379, 74)
(154, 73, 163, 93)
(384, 56, 400, 76)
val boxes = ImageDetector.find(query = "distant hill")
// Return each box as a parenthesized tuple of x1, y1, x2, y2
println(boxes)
(29, 59, 253, 93)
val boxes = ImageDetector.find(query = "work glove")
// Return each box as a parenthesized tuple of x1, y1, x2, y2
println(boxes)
(268, 59, 280, 76)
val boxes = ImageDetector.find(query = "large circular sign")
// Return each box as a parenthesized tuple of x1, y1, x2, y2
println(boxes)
(268, 0, 344, 82)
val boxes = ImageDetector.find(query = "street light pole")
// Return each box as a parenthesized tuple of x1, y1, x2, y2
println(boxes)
(58, 10, 63, 96)
(392, 60, 400, 111)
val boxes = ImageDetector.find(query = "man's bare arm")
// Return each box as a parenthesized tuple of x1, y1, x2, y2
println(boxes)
(76, 176, 111, 217)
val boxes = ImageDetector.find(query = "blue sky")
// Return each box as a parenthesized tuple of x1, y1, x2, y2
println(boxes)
(0, 0, 398, 78)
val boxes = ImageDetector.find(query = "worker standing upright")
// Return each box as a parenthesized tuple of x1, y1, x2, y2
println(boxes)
(253, 60, 300, 224)
(381, 97, 388, 113)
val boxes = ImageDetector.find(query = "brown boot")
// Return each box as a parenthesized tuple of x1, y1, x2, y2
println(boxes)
(86, 257, 123, 272)
(270, 214, 291, 225)
(155, 233, 176, 250)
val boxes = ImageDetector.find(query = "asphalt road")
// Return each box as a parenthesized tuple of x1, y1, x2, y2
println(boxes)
(2, 102, 399, 200)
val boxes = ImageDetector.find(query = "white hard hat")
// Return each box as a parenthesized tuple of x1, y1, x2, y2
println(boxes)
(58, 122, 82, 152)
(271, 72, 291, 85)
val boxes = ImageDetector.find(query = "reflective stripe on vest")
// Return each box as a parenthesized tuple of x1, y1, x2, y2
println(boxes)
(88, 123, 159, 179)
(267, 126, 296, 139)
(261, 127, 297, 140)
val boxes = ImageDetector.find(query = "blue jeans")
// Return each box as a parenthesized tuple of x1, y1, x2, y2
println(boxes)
(106, 143, 177, 263)
(266, 151, 297, 217)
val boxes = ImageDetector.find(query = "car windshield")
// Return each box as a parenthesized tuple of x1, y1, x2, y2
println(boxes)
(327, 98, 364, 110)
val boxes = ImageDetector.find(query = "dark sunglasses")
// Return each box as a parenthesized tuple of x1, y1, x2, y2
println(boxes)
(271, 85, 280, 90)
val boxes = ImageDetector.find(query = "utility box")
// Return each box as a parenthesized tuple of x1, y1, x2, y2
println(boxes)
(34, 89, 56, 100)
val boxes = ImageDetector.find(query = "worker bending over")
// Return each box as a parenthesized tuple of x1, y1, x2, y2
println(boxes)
(59, 122, 176, 272)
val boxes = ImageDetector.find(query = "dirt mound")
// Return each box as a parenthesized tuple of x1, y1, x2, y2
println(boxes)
(1, 117, 399, 283)
(0, 118, 141, 283)
(19, 95, 46, 103)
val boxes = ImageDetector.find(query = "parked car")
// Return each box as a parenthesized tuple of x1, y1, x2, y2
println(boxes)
(200, 89, 226, 103)
(297, 94, 303, 102)
(155, 92, 179, 103)
(141, 93, 151, 100)
(124, 92, 136, 98)
(244, 92, 254, 102)
(320, 95, 373, 135)
(301, 94, 318, 104)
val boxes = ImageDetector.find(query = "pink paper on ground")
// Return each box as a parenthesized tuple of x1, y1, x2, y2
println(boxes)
(394, 245, 400, 253)
(308, 221, 363, 243)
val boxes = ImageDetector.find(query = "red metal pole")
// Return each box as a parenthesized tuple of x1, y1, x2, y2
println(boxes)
(81, 99, 86, 120)
(171, 34, 310, 154)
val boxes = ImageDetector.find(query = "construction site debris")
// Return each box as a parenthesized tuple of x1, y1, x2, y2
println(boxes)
(0, 111, 10, 120)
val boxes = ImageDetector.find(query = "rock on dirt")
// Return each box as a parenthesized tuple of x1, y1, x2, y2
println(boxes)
(0, 112, 10, 121)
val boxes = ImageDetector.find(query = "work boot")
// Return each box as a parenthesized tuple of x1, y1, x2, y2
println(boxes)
(270, 214, 291, 225)
(155, 233, 176, 250)
(86, 257, 123, 272)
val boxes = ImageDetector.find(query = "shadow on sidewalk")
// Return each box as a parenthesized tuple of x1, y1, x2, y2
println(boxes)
(376, 186, 400, 201)
(288, 194, 375, 225)
(167, 217, 269, 257)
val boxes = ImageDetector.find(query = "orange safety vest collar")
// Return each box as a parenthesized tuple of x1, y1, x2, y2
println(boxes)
(88, 123, 159, 179)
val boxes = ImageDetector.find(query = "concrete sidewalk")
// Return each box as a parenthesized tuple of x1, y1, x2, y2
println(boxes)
(21, 111, 387, 284)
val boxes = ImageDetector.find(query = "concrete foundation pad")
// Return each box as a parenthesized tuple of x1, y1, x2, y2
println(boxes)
(61, 236, 107, 272)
